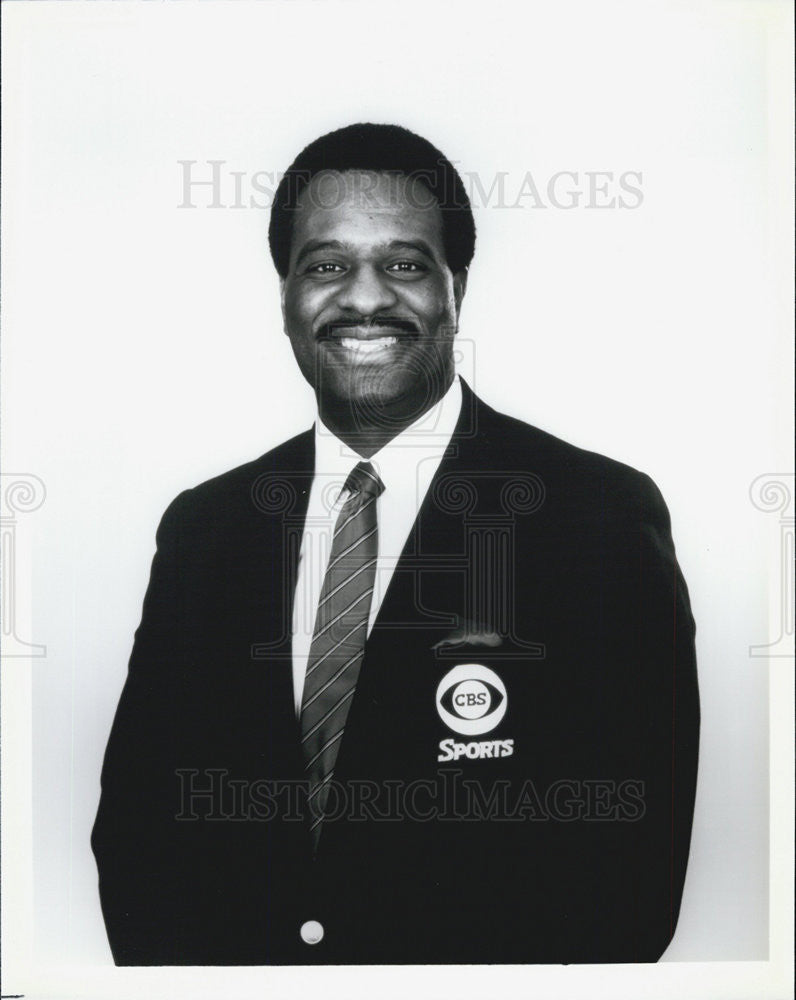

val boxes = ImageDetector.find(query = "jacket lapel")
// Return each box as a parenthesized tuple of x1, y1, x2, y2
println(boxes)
(243, 431, 314, 777)
(328, 383, 491, 779)
(365, 377, 484, 647)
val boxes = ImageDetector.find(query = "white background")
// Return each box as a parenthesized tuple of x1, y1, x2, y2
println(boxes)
(1, 1, 793, 999)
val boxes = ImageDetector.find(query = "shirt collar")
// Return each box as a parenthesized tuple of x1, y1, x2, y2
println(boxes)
(313, 375, 463, 496)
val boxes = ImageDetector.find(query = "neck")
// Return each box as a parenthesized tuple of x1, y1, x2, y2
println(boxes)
(319, 378, 454, 459)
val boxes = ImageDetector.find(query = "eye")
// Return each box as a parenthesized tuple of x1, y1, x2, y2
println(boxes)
(305, 262, 345, 275)
(386, 260, 427, 274)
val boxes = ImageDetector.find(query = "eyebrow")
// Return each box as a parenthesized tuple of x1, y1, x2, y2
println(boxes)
(387, 240, 437, 259)
(293, 239, 438, 269)
(294, 240, 345, 269)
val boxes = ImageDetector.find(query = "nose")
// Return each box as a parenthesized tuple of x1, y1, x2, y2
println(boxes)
(334, 263, 398, 316)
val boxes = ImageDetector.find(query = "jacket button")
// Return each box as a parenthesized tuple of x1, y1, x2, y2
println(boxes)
(300, 920, 324, 945)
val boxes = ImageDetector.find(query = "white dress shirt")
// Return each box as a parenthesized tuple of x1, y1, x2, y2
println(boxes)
(291, 376, 463, 716)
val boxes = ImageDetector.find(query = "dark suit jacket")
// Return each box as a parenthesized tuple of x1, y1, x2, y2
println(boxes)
(91, 381, 699, 965)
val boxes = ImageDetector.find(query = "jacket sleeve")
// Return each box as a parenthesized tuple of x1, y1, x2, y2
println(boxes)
(625, 470, 700, 959)
(551, 468, 700, 963)
(91, 491, 192, 965)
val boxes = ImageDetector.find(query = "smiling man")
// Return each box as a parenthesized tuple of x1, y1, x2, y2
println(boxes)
(92, 123, 700, 966)
(273, 131, 471, 458)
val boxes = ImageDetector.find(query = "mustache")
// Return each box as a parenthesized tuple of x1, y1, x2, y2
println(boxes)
(316, 317, 420, 340)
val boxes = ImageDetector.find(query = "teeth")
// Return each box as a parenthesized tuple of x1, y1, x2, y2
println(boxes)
(338, 337, 398, 353)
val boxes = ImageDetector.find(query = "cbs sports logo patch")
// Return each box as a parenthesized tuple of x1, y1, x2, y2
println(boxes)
(435, 664, 513, 762)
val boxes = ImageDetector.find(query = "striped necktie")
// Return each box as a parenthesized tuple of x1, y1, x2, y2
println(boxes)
(300, 460, 385, 853)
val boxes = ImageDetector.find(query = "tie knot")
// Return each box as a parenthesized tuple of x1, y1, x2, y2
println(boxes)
(343, 461, 385, 502)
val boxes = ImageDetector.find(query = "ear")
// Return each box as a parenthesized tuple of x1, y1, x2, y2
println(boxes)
(279, 277, 288, 334)
(452, 268, 468, 319)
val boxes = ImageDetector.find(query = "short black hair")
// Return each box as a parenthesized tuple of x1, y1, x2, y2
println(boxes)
(268, 123, 476, 278)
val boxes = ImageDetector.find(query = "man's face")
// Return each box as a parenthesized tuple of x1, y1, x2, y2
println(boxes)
(280, 170, 467, 426)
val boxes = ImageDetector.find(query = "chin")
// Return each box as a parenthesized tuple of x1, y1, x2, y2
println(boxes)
(315, 360, 452, 426)
(353, 371, 430, 411)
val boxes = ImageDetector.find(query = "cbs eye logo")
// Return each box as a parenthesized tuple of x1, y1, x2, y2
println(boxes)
(435, 664, 507, 736)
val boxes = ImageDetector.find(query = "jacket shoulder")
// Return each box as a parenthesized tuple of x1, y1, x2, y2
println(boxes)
(477, 395, 651, 481)
(472, 395, 667, 522)
(159, 429, 313, 528)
